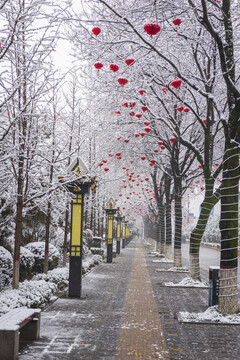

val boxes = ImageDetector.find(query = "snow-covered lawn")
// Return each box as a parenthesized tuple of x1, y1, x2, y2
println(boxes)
(164, 276, 209, 287)
(152, 258, 174, 263)
(178, 305, 240, 324)
(156, 266, 189, 273)
(0, 254, 103, 315)
(148, 251, 165, 258)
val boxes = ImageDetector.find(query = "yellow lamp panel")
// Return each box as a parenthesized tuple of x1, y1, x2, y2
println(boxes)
(108, 217, 113, 244)
(117, 221, 121, 239)
(122, 225, 126, 237)
(71, 202, 82, 256)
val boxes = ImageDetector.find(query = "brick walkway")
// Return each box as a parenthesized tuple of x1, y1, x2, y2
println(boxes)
(18, 237, 240, 359)
(116, 240, 169, 359)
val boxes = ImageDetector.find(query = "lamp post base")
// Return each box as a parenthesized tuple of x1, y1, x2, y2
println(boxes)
(69, 256, 82, 297)
(107, 243, 113, 263)
(116, 241, 120, 254)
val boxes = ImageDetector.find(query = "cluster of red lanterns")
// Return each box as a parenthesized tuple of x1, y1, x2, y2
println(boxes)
(172, 18, 182, 26)
(144, 21, 161, 38)
(171, 78, 182, 89)
(118, 78, 128, 87)
(110, 64, 119, 72)
(125, 58, 135, 66)
(177, 106, 190, 113)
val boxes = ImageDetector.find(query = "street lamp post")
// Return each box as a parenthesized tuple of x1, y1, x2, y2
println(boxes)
(115, 208, 123, 255)
(104, 198, 117, 263)
(122, 216, 126, 249)
(59, 157, 96, 298)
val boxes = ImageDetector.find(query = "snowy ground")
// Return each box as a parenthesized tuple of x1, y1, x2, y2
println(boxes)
(164, 276, 209, 287)
(178, 305, 240, 324)
(156, 266, 189, 272)
(0, 254, 103, 315)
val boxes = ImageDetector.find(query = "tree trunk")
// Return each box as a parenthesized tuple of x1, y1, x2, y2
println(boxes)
(219, 145, 239, 314)
(63, 205, 69, 267)
(189, 183, 221, 280)
(160, 204, 165, 254)
(155, 220, 160, 252)
(12, 191, 23, 289)
(174, 193, 182, 267)
(43, 200, 51, 274)
(165, 203, 172, 260)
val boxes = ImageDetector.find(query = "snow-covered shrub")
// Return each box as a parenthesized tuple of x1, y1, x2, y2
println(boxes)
(0, 246, 13, 289)
(34, 267, 69, 291)
(25, 242, 60, 274)
(19, 247, 35, 282)
(82, 254, 103, 274)
(0, 279, 58, 313)
(90, 247, 104, 256)
(92, 237, 102, 248)
(83, 228, 93, 249)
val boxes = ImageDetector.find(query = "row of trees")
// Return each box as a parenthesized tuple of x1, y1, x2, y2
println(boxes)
(67, 0, 239, 314)
(0, 1, 89, 288)
(0, 0, 239, 316)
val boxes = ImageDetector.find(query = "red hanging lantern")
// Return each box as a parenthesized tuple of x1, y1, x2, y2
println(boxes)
(129, 112, 135, 116)
(125, 58, 135, 66)
(184, 108, 190, 113)
(154, 149, 159, 153)
(94, 62, 103, 70)
(116, 152, 121, 156)
(118, 78, 128, 87)
(128, 102, 136, 108)
(108, 153, 113, 157)
(141, 106, 148, 112)
(110, 64, 119, 72)
(144, 22, 161, 37)
(124, 139, 130, 143)
(136, 114, 142, 119)
(134, 133, 140, 138)
(171, 78, 182, 89)
(144, 127, 151, 133)
(139, 90, 146, 95)
(144, 121, 150, 126)
(160, 145, 165, 150)
(177, 106, 184, 112)
(116, 136, 121, 140)
(140, 132, 145, 137)
(115, 111, 121, 114)
(158, 141, 163, 146)
(104, 168, 109, 172)
(92, 27, 101, 36)
(141, 156, 146, 160)
(162, 87, 168, 94)
(169, 136, 177, 143)
(94, 62, 103, 76)
(99, 163, 103, 167)
(203, 119, 207, 125)
(117, 156, 122, 160)
(172, 18, 182, 26)
(145, 177, 149, 181)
